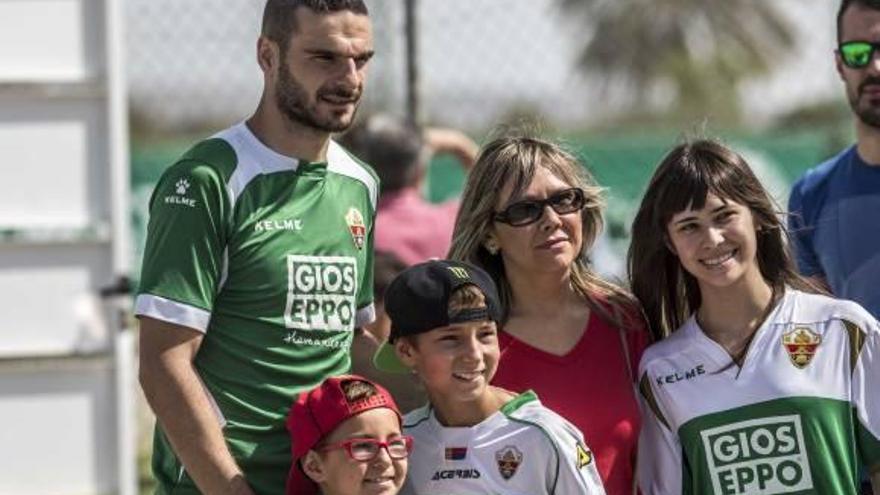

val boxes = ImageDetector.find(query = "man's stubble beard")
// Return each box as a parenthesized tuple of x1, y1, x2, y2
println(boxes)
(275, 58, 361, 133)
(851, 77, 880, 129)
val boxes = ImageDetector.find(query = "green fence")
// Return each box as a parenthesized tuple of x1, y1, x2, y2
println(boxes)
(130, 130, 845, 278)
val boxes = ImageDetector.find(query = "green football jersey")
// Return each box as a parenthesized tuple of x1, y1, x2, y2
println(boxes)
(637, 289, 880, 495)
(135, 122, 378, 494)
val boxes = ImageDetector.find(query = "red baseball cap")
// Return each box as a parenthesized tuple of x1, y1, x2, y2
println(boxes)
(285, 374, 402, 495)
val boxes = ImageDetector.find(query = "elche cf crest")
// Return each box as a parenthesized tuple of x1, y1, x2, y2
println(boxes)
(495, 445, 523, 480)
(345, 207, 366, 250)
(782, 327, 821, 369)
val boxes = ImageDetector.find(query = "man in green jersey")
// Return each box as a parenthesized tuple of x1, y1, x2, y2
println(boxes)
(135, 1, 377, 493)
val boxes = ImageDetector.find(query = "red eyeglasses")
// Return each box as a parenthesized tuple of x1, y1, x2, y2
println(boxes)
(319, 436, 414, 461)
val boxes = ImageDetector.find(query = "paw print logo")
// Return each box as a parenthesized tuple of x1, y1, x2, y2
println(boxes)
(175, 178, 190, 195)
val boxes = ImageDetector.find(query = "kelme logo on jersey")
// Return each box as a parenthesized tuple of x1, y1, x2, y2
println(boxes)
(700, 415, 813, 495)
(781, 327, 821, 369)
(163, 176, 197, 207)
(176, 178, 190, 195)
(495, 446, 523, 480)
(284, 255, 358, 332)
(345, 207, 366, 250)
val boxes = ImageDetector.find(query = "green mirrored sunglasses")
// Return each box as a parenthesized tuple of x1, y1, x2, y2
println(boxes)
(839, 41, 880, 69)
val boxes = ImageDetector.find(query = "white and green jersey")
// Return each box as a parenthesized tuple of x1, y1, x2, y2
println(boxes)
(135, 122, 378, 495)
(637, 289, 880, 495)
(402, 391, 606, 495)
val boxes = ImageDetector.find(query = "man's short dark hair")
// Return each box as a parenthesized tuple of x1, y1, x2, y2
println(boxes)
(261, 0, 369, 54)
(339, 115, 425, 195)
(837, 0, 880, 42)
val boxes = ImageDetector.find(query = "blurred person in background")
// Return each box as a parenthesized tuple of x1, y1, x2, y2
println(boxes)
(448, 134, 649, 495)
(135, 1, 378, 493)
(789, 0, 880, 321)
(350, 250, 426, 413)
(340, 114, 479, 266)
(629, 139, 879, 495)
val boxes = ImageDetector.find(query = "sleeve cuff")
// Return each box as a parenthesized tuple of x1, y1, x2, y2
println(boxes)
(356, 303, 375, 329)
(134, 294, 211, 333)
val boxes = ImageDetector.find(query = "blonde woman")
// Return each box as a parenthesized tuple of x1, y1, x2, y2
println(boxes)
(448, 134, 649, 494)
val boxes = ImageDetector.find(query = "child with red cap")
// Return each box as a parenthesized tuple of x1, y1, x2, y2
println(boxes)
(286, 374, 411, 495)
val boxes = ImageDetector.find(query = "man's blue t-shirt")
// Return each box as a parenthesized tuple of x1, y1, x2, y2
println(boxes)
(789, 145, 880, 318)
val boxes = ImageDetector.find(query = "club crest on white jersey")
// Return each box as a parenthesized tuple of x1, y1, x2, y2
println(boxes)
(781, 327, 821, 369)
(495, 445, 523, 480)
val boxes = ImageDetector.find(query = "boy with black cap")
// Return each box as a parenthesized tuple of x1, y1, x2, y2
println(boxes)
(374, 260, 606, 494)
(286, 374, 411, 495)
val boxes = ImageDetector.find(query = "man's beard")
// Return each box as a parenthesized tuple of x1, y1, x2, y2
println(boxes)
(275, 59, 361, 133)
(852, 77, 880, 129)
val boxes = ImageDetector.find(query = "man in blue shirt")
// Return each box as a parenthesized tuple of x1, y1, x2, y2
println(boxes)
(789, 0, 880, 320)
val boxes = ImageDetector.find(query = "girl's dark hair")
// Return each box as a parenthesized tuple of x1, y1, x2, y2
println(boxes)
(627, 139, 819, 341)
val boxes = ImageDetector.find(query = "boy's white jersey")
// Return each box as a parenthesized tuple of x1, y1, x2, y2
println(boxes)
(401, 390, 606, 495)
(637, 289, 880, 495)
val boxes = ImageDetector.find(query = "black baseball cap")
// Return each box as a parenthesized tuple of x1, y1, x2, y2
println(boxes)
(373, 260, 502, 373)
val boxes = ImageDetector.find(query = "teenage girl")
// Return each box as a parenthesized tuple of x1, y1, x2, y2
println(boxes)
(628, 139, 880, 495)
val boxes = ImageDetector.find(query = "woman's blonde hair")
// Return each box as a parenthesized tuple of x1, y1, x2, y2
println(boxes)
(448, 133, 638, 328)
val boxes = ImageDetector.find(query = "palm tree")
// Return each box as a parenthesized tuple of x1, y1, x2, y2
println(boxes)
(559, 0, 796, 124)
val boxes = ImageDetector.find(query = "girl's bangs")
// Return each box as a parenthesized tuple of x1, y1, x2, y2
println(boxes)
(654, 157, 748, 228)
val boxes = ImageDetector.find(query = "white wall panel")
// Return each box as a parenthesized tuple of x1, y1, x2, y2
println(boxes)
(0, 360, 117, 495)
(0, 0, 134, 492)
(0, 100, 107, 228)
(0, 244, 112, 357)
(0, 0, 104, 81)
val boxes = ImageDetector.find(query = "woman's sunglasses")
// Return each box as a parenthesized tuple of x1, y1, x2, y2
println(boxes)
(319, 436, 413, 462)
(493, 187, 586, 227)
(839, 40, 880, 69)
